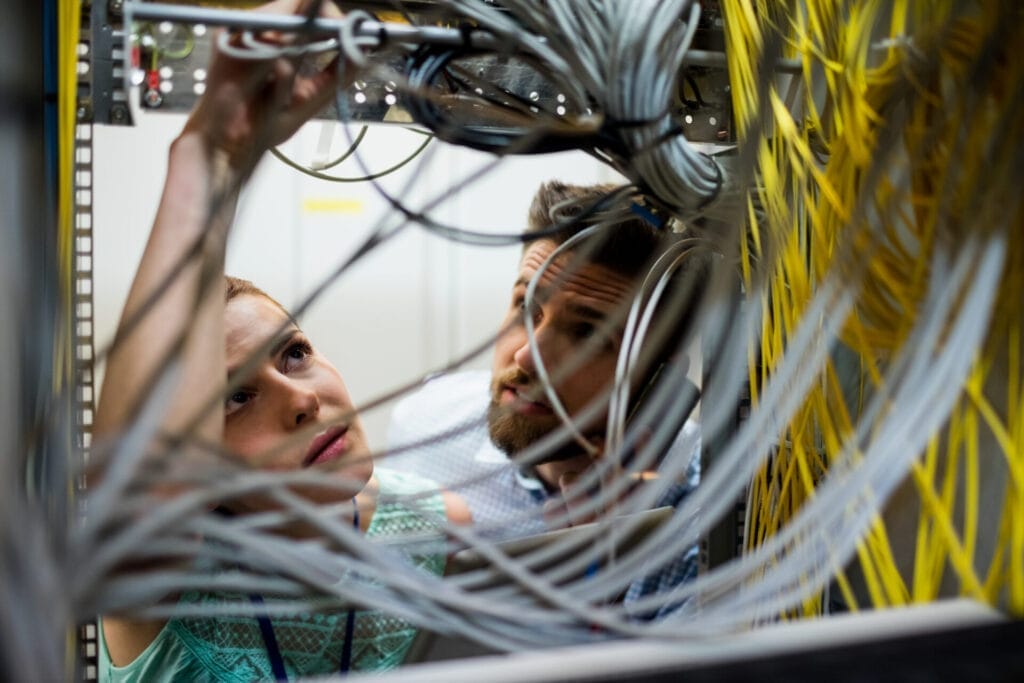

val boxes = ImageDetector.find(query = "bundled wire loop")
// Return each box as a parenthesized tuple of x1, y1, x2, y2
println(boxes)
(21, 1, 1023, 679)
(726, 0, 1024, 617)
(410, 0, 735, 221)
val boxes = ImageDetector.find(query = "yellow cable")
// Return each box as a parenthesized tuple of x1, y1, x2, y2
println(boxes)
(727, 0, 1024, 619)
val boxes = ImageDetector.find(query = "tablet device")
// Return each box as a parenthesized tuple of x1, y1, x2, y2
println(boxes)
(448, 505, 675, 584)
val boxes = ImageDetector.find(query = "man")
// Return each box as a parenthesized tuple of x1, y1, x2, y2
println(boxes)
(387, 181, 707, 616)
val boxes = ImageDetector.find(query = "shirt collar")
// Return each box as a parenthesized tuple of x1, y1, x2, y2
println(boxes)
(513, 467, 549, 502)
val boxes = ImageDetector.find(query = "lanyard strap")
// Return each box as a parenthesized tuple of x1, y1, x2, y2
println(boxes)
(339, 499, 360, 674)
(251, 593, 289, 682)
(251, 497, 361, 681)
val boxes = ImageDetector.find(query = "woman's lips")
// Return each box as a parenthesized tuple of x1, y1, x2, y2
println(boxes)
(502, 386, 554, 416)
(304, 426, 349, 467)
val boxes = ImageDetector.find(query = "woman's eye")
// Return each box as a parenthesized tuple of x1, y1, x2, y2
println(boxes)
(225, 390, 252, 416)
(283, 341, 313, 369)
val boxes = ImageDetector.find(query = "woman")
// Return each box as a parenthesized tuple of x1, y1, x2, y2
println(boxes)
(95, 1, 468, 678)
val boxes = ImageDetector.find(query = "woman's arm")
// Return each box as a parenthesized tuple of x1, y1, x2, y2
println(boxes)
(97, 0, 343, 666)
(95, 0, 342, 445)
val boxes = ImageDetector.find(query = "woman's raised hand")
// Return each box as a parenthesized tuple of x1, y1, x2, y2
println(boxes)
(182, 0, 345, 176)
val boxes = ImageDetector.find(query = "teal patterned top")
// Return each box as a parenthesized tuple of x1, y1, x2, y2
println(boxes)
(99, 468, 447, 682)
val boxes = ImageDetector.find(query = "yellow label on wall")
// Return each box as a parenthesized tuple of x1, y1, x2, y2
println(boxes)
(302, 198, 364, 214)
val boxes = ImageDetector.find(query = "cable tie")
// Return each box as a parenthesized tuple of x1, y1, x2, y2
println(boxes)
(695, 156, 724, 211)
(630, 201, 666, 230)
(457, 22, 475, 49)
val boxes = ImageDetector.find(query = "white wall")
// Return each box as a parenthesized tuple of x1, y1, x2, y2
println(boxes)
(93, 113, 621, 445)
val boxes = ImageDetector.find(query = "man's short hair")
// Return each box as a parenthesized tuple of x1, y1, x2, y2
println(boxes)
(524, 180, 709, 399)
(526, 181, 675, 281)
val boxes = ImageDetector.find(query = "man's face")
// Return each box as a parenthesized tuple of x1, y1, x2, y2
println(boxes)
(488, 240, 635, 459)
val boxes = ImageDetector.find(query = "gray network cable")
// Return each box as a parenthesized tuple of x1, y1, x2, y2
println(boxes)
(54, 4, 1021, 680)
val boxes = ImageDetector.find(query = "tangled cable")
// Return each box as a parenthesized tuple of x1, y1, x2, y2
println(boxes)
(14, 2, 1023, 680)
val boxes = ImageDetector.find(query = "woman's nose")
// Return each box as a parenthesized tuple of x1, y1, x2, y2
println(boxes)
(284, 379, 320, 427)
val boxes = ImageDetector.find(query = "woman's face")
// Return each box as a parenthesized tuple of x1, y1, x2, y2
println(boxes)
(222, 294, 372, 498)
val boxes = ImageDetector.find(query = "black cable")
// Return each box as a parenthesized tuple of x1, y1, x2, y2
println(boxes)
(322, 53, 648, 248)
(266, 124, 366, 177)
(403, 45, 603, 155)
(317, 125, 367, 171)
(359, 163, 641, 247)
(269, 130, 431, 182)
(442, 61, 559, 123)
(683, 74, 707, 109)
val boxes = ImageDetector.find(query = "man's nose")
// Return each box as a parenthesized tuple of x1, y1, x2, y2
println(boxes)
(513, 336, 536, 376)
(513, 325, 556, 377)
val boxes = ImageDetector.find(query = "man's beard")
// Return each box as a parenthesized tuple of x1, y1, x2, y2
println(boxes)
(487, 369, 591, 463)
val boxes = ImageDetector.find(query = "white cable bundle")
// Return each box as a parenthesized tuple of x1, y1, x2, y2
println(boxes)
(442, 0, 728, 219)
(73, 234, 1001, 652)
(13, 2, 1013, 679)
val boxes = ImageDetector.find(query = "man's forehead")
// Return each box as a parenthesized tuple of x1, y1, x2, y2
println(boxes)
(517, 241, 636, 307)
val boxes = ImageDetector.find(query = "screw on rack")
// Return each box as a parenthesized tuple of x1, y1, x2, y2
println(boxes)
(110, 104, 129, 124)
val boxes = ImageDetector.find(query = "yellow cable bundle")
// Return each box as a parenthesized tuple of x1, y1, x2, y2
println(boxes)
(722, 0, 1024, 615)
(57, 2, 81, 675)
(57, 0, 81, 397)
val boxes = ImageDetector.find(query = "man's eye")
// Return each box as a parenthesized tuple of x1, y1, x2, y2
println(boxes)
(515, 298, 542, 322)
(572, 322, 596, 339)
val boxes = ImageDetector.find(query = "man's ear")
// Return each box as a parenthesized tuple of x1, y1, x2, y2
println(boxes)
(626, 354, 680, 425)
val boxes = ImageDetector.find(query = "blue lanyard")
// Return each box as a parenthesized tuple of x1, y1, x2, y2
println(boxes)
(339, 499, 360, 674)
(251, 498, 361, 681)
(251, 594, 288, 681)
